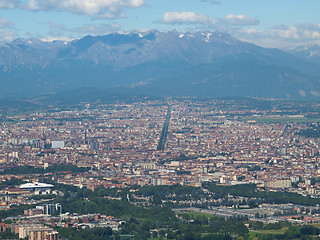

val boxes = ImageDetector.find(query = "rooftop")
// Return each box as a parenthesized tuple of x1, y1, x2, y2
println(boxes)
(19, 182, 54, 189)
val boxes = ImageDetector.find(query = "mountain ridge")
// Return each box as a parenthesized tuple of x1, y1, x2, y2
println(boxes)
(1, 30, 320, 99)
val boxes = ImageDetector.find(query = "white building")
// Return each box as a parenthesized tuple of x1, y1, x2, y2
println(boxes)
(51, 140, 65, 149)
(19, 182, 54, 192)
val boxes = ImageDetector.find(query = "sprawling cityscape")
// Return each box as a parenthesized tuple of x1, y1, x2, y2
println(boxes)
(1, 97, 320, 239)
(0, 0, 319, 239)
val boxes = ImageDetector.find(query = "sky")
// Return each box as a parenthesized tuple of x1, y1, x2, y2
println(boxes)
(0, 0, 319, 49)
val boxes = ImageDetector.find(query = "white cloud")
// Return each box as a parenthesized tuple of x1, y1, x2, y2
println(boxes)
(162, 11, 216, 25)
(46, 22, 121, 39)
(234, 23, 320, 48)
(310, 91, 320, 97)
(222, 14, 259, 26)
(161, 11, 319, 49)
(0, 30, 15, 42)
(297, 23, 320, 40)
(95, 6, 127, 20)
(161, 11, 259, 28)
(299, 90, 306, 96)
(96, 11, 127, 20)
(73, 23, 121, 35)
(0, 18, 13, 28)
(0, 0, 146, 19)
(40, 36, 72, 42)
(0, 0, 20, 8)
(200, 0, 221, 4)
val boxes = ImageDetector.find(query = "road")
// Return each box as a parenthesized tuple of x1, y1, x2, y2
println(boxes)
(157, 106, 171, 151)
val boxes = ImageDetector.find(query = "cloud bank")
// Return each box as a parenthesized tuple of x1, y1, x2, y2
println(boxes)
(222, 14, 260, 26)
(0, 18, 15, 42)
(0, 18, 13, 28)
(200, 0, 221, 4)
(162, 12, 216, 25)
(160, 11, 320, 48)
(162, 11, 259, 27)
(235, 23, 320, 48)
(0, 0, 146, 19)
(46, 22, 121, 40)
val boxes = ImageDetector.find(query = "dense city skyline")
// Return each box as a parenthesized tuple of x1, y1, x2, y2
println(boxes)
(2, 97, 320, 239)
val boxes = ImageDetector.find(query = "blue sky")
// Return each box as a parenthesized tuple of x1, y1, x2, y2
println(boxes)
(0, 0, 319, 48)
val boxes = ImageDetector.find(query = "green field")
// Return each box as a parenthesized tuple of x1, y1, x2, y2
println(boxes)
(176, 211, 214, 219)
(248, 227, 289, 240)
(242, 117, 320, 123)
(251, 227, 289, 235)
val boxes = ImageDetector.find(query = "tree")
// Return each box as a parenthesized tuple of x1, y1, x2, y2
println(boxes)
(300, 225, 320, 235)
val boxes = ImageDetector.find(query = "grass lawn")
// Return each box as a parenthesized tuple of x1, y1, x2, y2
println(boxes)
(250, 227, 289, 235)
(248, 232, 259, 240)
(248, 227, 289, 240)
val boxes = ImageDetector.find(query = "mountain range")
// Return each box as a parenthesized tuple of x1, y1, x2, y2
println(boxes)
(1, 30, 320, 99)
